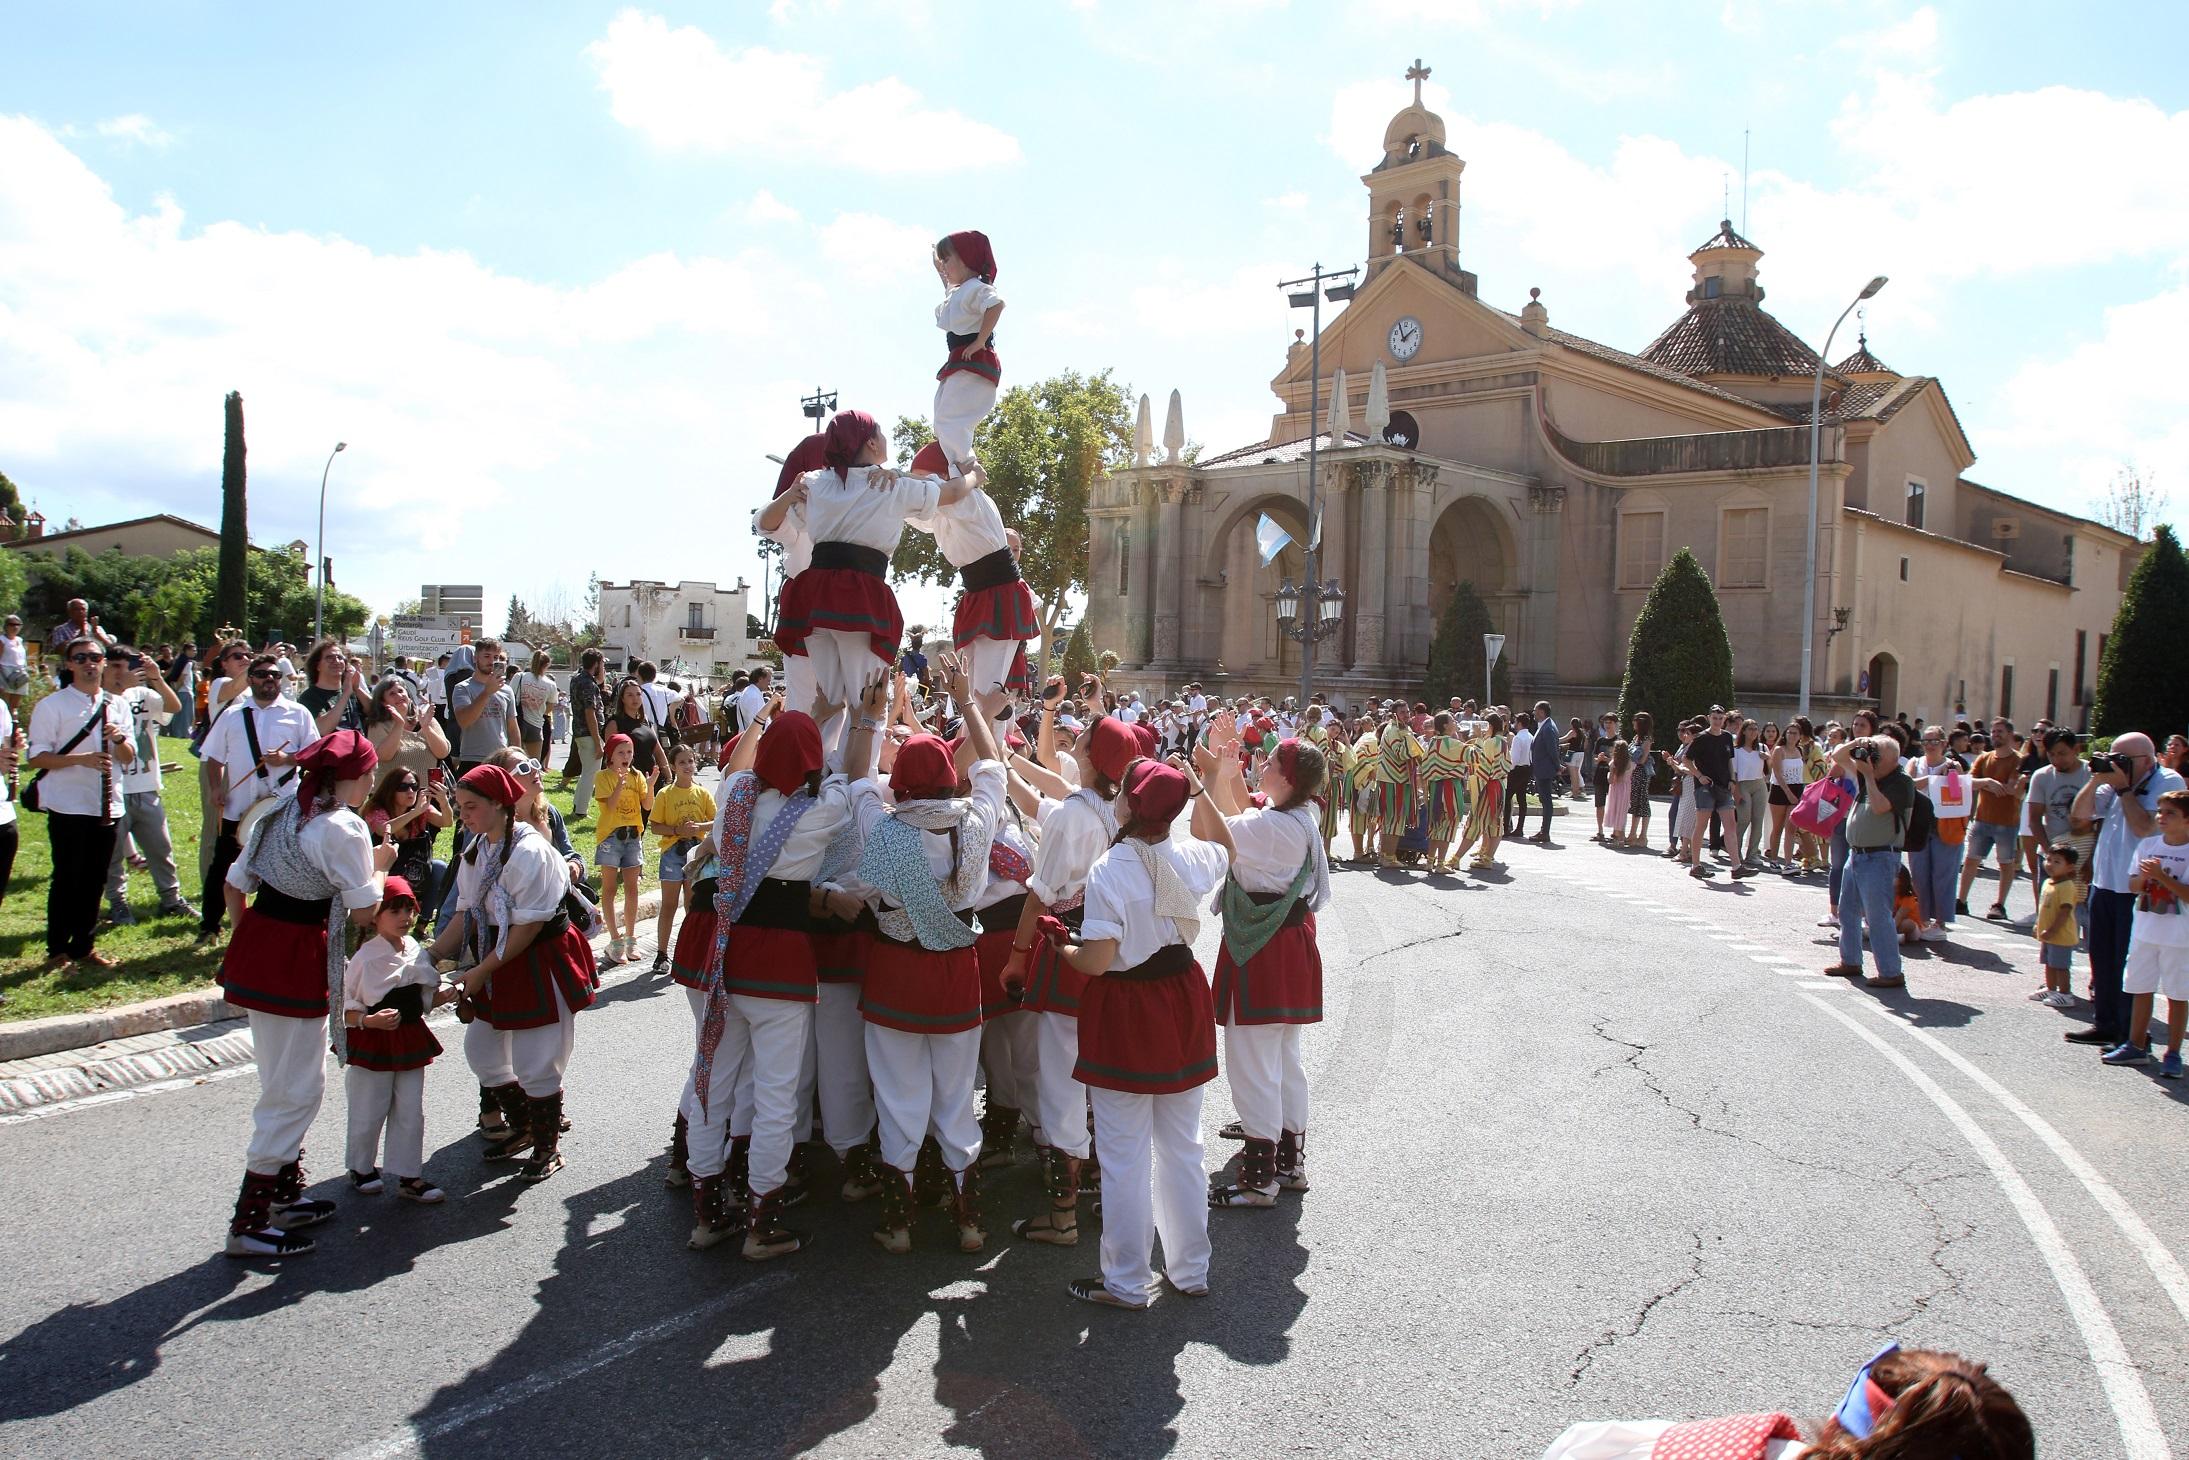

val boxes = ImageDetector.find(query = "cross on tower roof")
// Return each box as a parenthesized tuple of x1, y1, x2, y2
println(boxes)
(1406, 58, 1430, 106)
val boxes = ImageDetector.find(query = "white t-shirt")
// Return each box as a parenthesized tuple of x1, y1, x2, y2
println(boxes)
(344, 934, 440, 1014)
(26, 684, 129, 819)
(514, 671, 557, 725)
(935, 276, 1004, 337)
(200, 695, 317, 820)
(1223, 803, 1319, 897)
(1027, 787, 1117, 908)
(423, 667, 447, 708)
(800, 465, 941, 555)
(2131, 834, 2189, 946)
(117, 684, 167, 795)
(1118, 703, 1141, 724)
(1731, 745, 1766, 782)
(0, 633, 25, 674)
(1509, 724, 1534, 767)
(734, 683, 768, 730)
(1080, 834, 1229, 969)
(454, 824, 569, 957)
(756, 498, 815, 578)
(905, 484, 1011, 568)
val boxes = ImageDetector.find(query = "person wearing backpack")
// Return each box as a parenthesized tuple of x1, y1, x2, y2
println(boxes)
(1908, 727, 1969, 942)
(1823, 733, 1917, 990)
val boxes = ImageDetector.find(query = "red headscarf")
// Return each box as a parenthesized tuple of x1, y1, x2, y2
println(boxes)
(753, 711, 822, 796)
(824, 410, 881, 480)
(909, 441, 951, 477)
(1121, 759, 1188, 833)
(380, 875, 417, 908)
(715, 732, 742, 774)
(458, 764, 524, 808)
(294, 729, 377, 819)
(1131, 721, 1158, 760)
(1086, 717, 1139, 785)
(890, 733, 957, 800)
(602, 732, 633, 760)
(775, 433, 829, 498)
(945, 230, 997, 283)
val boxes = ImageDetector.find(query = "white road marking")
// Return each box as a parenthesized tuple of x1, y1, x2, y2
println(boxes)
(1795, 980, 1844, 989)
(1801, 994, 2171, 1459)
(339, 1272, 796, 1459)
(1859, 1003, 2189, 1335)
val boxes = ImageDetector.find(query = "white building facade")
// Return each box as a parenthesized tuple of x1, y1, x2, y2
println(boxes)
(597, 578, 762, 685)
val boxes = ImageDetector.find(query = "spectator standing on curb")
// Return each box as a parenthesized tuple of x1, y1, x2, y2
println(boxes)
(297, 640, 369, 737)
(567, 648, 607, 821)
(2066, 732, 2182, 1048)
(2108, 789, 2189, 1077)
(1907, 728, 1969, 942)
(27, 637, 135, 969)
(1505, 712, 1534, 839)
(1731, 718, 1769, 869)
(0, 613, 29, 721)
(102, 647, 196, 924)
(1959, 718, 2026, 920)
(196, 653, 316, 941)
(515, 650, 558, 760)
(1525, 701, 1559, 843)
(450, 640, 521, 775)
(2024, 729, 2092, 936)
(1588, 713, 1619, 842)
(1824, 733, 1915, 990)
(1681, 706, 1751, 880)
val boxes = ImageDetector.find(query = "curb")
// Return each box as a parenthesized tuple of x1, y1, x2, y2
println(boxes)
(0, 890, 667, 1064)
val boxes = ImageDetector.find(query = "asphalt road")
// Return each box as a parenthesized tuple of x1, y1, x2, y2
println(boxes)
(2, 817, 2184, 1459)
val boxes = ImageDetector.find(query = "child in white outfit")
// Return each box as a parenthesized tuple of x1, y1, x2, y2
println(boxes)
(342, 876, 456, 1201)
(932, 230, 1004, 473)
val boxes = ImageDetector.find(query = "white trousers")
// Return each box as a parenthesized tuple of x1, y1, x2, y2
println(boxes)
(777, 654, 838, 767)
(246, 1011, 329, 1174)
(677, 988, 753, 1175)
(964, 636, 1022, 699)
(462, 988, 577, 1096)
(980, 1011, 1038, 1112)
(803, 628, 885, 769)
(933, 372, 999, 469)
(1222, 1022, 1309, 1142)
(345, 1065, 426, 1179)
(1090, 1086, 1212, 1305)
(864, 1024, 983, 1173)
(1032, 1011, 1090, 1158)
(813, 982, 874, 1154)
(685, 994, 810, 1191)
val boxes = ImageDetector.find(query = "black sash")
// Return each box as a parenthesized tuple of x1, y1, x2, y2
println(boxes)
(959, 547, 1021, 593)
(1242, 885, 1312, 930)
(735, 876, 813, 932)
(368, 983, 429, 1024)
(977, 892, 1028, 935)
(811, 541, 888, 578)
(813, 906, 880, 938)
(254, 885, 332, 925)
(1052, 905, 1084, 934)
(1107, 942, 1194, 983)
(945, 330, 995, 353)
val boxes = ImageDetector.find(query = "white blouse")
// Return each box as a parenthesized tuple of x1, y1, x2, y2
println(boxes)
(1731, 745, 1767, 782)
(800, 466, 940, 555)
(906, 485, 1010, 567)
(711, 770, 851, 882)
(1079, 836, 1230, 969)
(843, 760, 1006, 911)
(343, 934, 439, 1013)
(1222, 804, 1318, 897)
(1027, 787, 1118, 907)
(228, 805, 381, 911)
(977, 814, 1034, 910)
(456, 824, 568, 957)
(755, 497, 814, 578)
(935, 276, 1003, 336)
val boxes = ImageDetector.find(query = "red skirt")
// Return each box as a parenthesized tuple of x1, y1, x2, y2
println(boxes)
(860, 936, 982, 1034)
(774, 578, 809, 655)
(720, 923, 819, 1003)
(814, 926, 869, 985)
(670, 900, 718, 990)
(1211, 918, 1323, 1026)
(1074, 960, 1218, 1095)
(952, 579, 1040, 649)
(974, 926, 1027, 1020)
(937, 348, 1000, 385)
(483, 921, 598, 1030)
(219, 905, 331, 1019)
(779, 568, 902, 663)
(1020, 936, 1089, 1017)
(346, 1019, 443, 1073)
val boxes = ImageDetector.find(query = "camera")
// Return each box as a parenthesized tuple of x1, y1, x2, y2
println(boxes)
(1849, 744, 1878, 764)
(125, 652, 144, 671)
(2089, 752, 2126, 776)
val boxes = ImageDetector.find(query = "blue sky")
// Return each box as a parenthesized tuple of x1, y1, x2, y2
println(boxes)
(5, 1, 2186, 643)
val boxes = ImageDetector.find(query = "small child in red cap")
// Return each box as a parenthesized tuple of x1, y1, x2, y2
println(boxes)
(341, 875, 458, 1203)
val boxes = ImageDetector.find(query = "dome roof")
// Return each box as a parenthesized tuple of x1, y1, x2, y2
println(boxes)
(1382, 103, 1448, 162)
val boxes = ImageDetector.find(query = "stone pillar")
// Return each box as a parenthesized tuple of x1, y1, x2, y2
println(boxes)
(1150, 475, 1187, 666)
(1127, 481, 1158, 665)
(1524, 483, 1566, 690)
(1318, 467, 1352, 671)
(1352, 461, 1390, 674)
(1395, 463, 1440, 672)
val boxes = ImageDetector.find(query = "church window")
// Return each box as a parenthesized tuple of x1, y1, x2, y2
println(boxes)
(1899, 556, 1910, 582)
(1116, 524, 1130, 595)
(1905, 477, 1926, 530)
(1618, 511, 1666, 590)
(1702, 276, 1722, 299)
(1718, 507, 1768, 588)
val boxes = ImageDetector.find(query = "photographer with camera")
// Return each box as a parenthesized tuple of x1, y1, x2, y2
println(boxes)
(450, 639, 522, 775)
(26, 637, 136, 969)
(2064, 731, 2184, 1049)
(1822, 732, 1916, 989)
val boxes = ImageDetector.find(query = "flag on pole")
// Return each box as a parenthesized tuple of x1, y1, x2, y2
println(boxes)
(1309, 502, 1324, 552)
(1255, 513, 1294, 565)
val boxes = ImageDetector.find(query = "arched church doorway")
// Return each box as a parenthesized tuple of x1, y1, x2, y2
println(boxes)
(1867, 652, 1900, 720)
(1212, 496, 1312, 687)
(1428, 497, 1519, 640)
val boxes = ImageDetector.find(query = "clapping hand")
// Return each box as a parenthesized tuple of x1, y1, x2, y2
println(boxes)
(938, 649, 972, 704)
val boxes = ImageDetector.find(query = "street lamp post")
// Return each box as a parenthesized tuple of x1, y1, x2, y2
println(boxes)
(1279, 262, 1359, 710)
(313, 441, 347, 645)
(1799, 276, 1886, 719)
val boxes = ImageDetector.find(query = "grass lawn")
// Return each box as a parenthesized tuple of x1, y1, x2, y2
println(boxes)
(0, 743, 607, 1023)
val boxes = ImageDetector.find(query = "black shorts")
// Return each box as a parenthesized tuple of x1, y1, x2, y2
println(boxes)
(1768, 784, 1792, 807)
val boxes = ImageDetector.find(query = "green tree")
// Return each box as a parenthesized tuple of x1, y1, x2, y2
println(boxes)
(1616, 546, 1734, 754)
(1058, 621, 1096, 684)
(216, 391, 249, 633)
(1421, 580, 1511, 707)
(888, 369, 1135, 663)
(0, 546, 26, 618)
(2092, 524, 2189, 738)
(0, 469, 24, 536)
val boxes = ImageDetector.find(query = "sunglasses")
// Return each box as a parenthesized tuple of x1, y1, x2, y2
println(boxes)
(247, 668, 282, 681)
(1832, 1343, 1899, 1439)
(69, 652, 107, 664)
(510, 757, 542, 777)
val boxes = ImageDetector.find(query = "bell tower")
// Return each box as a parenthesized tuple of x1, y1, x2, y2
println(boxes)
(1363, 59, 1473, 293)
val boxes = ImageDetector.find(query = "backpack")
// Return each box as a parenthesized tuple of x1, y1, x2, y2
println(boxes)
(1901, 789, 1936, 852)
(1789, 775, 1856, 837)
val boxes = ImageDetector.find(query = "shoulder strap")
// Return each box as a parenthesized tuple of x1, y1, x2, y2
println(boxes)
(241, 705, 299, 791)
(55, 692, 108, 758)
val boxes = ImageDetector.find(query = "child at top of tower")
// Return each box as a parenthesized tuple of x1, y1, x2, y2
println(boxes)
(933, 231, 1004, 475)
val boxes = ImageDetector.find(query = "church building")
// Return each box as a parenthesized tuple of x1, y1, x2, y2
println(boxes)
(1085, 67, 2137, 727)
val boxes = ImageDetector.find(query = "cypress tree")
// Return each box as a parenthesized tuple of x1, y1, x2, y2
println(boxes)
(1422, 580, 1510, 706)
(1059, 621, 1096, 683)
(2092, 524, 2189, 738)
(1616, 546, 1735, 741)
(215, 391, 249, 633)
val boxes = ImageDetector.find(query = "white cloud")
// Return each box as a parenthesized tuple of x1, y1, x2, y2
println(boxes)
(586, 9, 1019, 173)
(94, 113, 172, 148)
(741, 189, 801, 225)
(1265, 190, 1309, 210)
(817, 211, 938, 288)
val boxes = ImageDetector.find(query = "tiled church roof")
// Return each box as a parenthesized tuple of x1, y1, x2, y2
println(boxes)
(1832, 336, 1896, 376)
(1639, 298, 1825, 379)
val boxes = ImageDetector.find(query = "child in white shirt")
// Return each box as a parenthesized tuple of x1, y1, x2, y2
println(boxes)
(342, 876, 457, 1200)
(932, 230, 1004, 473)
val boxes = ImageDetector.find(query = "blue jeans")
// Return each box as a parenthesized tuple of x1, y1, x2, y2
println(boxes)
(1839, 847, 1904, 979)
(1827, 821, 1851, 906)
(2087, 887, 2135, 1041)
(1908, 838, 1958, 927)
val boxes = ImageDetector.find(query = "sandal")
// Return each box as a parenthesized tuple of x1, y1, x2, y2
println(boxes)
(1010, 1211, 1079, 1246)
(1162, 1272, 1210, 1298)
(1216, 1121, 1246, 1141)
(1067, 1276, 1146, 1310)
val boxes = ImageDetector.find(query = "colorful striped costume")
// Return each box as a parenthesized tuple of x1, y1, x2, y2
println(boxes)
(1463, 734, 1510, 842)
(1347, 732, 1381, 840)
(1372, 724, 1421, 833)
(1419, 735, 1469, 842)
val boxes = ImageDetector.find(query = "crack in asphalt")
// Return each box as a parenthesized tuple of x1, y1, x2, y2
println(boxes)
(1567, 1228, 1710, 1388)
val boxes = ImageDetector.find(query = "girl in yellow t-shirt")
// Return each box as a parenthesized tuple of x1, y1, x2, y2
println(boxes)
(591, 733, 654, 965)
(648, 745, 715, 974)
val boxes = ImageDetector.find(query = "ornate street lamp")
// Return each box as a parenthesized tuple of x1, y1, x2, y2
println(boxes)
(1276, 578, 1346, 643)
(1279, 262, 1360, 705)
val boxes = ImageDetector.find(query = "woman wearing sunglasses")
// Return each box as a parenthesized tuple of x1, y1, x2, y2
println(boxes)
(25, 637, 136, 970)
(363, 770, 453, 910)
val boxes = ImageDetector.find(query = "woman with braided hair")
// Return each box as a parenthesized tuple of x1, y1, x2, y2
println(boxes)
(1538, 1343, 2030, 1459)
(432, 764, 598, 1185)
